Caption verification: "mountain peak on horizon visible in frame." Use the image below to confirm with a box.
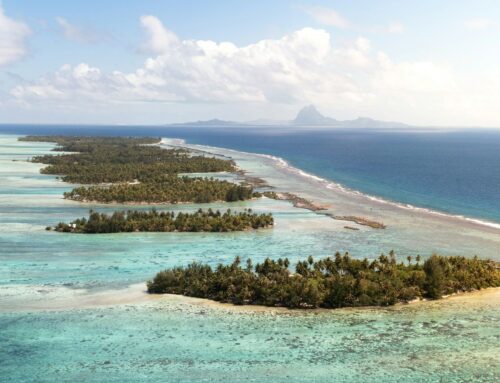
[293,105,337,125]
[298,104,321,116]
[291,105,410,128]
[165,105,411,128]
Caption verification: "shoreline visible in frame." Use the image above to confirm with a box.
[8,133,500,231]
[162,138,500,232]
[4,134,499,314]
[3,283,498,314]
[160,286,500,314]
[62,195,265,206]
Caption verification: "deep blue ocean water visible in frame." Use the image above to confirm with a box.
[2,124,500,223]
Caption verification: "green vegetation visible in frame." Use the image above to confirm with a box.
[147,252,500,308]
[20,135,256,203]
[50,208,273,233]
[64,178,254,203]
[21,135,235,183]
[19,135,159,149]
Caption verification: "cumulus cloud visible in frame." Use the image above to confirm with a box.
[464,18,493,31]
[12,26,354,104]
[304,6,350,29]
[9,18,500,126]
[140,15,179,54]
[56,17,103,43]
[0,4,31,65]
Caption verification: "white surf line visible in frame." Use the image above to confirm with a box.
[160,137,500,231]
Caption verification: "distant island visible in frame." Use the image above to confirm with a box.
[290,105,410,128]
[20,136,258,204]
[164,105,411,128]
[148,252,500,309]
[168,118,239,127]
[49,208,273,233]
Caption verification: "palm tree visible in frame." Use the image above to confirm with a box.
[389,250,396,264]
[245,258,253,272]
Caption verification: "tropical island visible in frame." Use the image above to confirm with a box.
[19,135,257,203]
[49,208,273,233]
[20,135,499,311]
[147,252,499,308]
[64,178,255,204]
[19,135,386,228]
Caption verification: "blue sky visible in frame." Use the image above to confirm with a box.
[1,0,499,126]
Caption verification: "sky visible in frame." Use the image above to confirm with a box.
[0,0,499,126]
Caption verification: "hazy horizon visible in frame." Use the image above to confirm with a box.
[1,1,500,127]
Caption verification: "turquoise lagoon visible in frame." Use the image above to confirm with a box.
[1,134,499,382]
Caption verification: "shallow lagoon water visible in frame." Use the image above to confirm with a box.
[2,291,499,383]
[1,134,499,382]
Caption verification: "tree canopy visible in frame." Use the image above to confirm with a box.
[50,208,273,233]
[147,253,499,308]
[21,135,257,204]
[22,135,235,183]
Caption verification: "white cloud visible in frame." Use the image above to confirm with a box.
[304,6,350,29]
[9,18,500,126]
[140,15,179,54]
[0,4,31,66]
[56,17,102,43]
[13,26,348,104]
[464,18,493,31]
[374,53,456,93]
[333,37,372,69]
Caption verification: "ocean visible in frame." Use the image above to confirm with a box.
[2,124,500,224]
[1,128,499,382]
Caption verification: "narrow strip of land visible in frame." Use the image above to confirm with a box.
[49,208,273,233]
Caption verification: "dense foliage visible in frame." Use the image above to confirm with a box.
[19,135,160,149]
[147,252,500,308]
[64,177,254,203]
[20,135,256,204]
[22,136,235,183]
[51,208,274,233]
